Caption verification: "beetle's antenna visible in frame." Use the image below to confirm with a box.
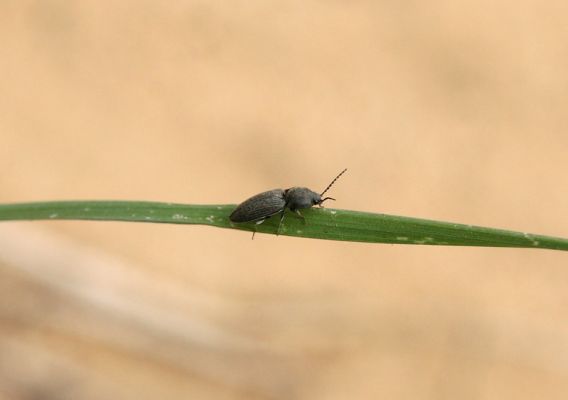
[320,168,347,196]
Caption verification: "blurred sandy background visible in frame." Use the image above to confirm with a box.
[1,1,568,399]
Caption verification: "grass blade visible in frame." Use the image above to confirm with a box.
[0,200,566,251]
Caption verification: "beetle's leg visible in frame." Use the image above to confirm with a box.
[277,209,286,235]
[252,218,267,240]
[295,209,306,223]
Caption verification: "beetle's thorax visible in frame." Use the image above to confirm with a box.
[284,187,321,211]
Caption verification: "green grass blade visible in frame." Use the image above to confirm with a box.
[0,200,566,251]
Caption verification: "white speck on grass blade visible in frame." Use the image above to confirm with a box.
[523,232,540,246]
[414,237,435,244]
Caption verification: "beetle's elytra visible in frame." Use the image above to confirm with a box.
[230,169,347,237]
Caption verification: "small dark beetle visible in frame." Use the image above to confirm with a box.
[230,169,347,237]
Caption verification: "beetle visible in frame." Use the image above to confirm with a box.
[230,168,347,237]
